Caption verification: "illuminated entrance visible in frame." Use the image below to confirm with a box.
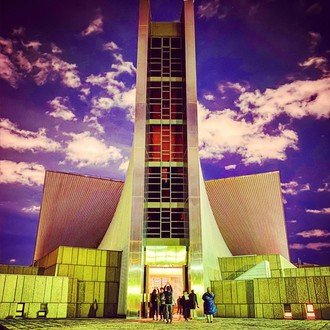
[148,267,184,302]
[144,245,187,308]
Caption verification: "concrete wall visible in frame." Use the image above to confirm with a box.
[0,265,40,275]
[212,276,330,319]
[35,246,122,318]
[219,255,295,280]
[0,274,70,319]
[284,267,330,277]
[212,280,255,318]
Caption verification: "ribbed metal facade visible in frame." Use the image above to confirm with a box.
[34,171,124,261]
[205,171,289,259]
[35,170,289,264]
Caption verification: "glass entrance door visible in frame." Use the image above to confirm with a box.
[148,267,184,304]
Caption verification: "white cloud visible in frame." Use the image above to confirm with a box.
[62,70,81,88]
[22,205,40,214]
[86,71,125,94]
[309,31,321,51]
[198,0,220,18]
[83,115,105,134]
[87,77,136,120]
[224,164,236,170]
[290,242,330,251]
[317,183,330,192]
[306,207,330,214]
[21,40,42,51]
[199,76,330,164]
[33,54,81,88]
[79,87,91,101]
[85,51,136,117]
[0,53,20,88]
[287,220,297,223]
[0,118,61,152]
[92,97,114,111]
[281,181,310,195]
[32,56,50,85]
[297,229,330,238]
[15,51,32,73]
[289,243,304,250]
[0,37,14,55]
[299,56,328,73]
[12,27,25,37]
[50,43,62,54]
[50,56,81,88]
[1,36,81,89]
[203,93,215,101]
[80,87,90,96]
[305,243,330,250]
[237,77,330,124]
[62,131,122,168]
[198,103,298,164]
[119,158,129,173]
[218,81,249,94]
[47,96,76,121]
[0,160,45,186]
[103,41,120,52]
[111,53,136,76]
[114,87,136,121]
[81,14,103,36]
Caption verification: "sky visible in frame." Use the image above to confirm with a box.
[0,0,329,266]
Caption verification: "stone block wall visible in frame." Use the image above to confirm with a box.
[0,265,40,275]
[35,246,121,318]
[284,267,330,277]
[0,274,70,319]
[219,255,295,280]
[212,280,255,317]
[212,276,330,319]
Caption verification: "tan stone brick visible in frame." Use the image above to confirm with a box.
[87,249,96,266]
[314,277,329,303]
[225,304,235,317]
[291,303,303,319]
[269,278,280,303]
[62,247,73,264]
[237,280,247,304]
[22,276,35,302]
[296,277,308,302]
[273,303,283,319]
[3,275,17,302]
[263,304,274,319]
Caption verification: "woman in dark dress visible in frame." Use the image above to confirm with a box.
[150,288,159,320]
[181,291,190,321]
[202,287,216,323]
[159,287,166,321]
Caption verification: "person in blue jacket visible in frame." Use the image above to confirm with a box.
[202,287,217,323]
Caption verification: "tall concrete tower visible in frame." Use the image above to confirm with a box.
[99,0,232,316]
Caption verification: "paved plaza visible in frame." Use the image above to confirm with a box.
[0,317,329,330]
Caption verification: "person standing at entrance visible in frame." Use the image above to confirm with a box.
[202,287,216,323]
[159,287,166,321]
[189,289,199,319]
[150,288,159,320]
[182,291,190,321]
[164,283,174,323]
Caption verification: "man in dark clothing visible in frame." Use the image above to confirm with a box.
[159,287,166,321]
[189,289,199,319]
[150,288,159,320]
[182,291,190,321]
[164,283,174,323]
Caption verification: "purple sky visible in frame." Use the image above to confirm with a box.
[0,0,329,266]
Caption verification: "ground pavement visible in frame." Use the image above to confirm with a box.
[0,317,329,330]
